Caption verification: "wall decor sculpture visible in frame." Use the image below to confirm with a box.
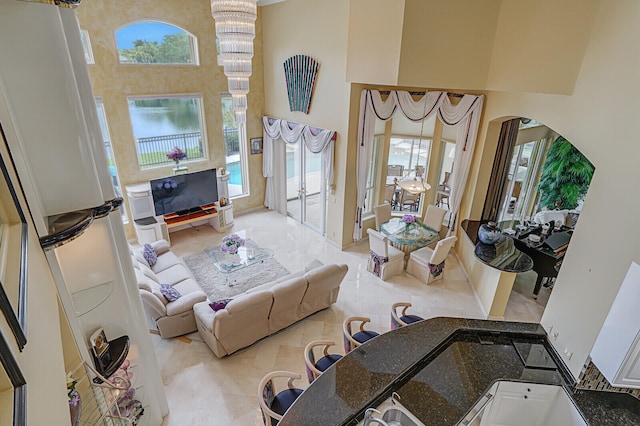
[283,54,319,114]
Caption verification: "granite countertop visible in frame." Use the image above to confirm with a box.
[462,219,533,273]
[280,317,640,425]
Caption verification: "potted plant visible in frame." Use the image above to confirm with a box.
[537,136,594,210]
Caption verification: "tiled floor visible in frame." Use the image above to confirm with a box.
[154,208,549,425]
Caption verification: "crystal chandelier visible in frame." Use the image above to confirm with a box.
[211,0,258,124]
[396,97,431,195]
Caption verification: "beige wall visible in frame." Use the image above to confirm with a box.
[0,128,71,424]
[341,0,640,378]
[261,0,352,245]
[398,0,501,90]
[76,0,266,239]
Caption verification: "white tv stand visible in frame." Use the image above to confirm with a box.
[125,171,233,245]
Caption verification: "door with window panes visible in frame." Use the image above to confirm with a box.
[286,141,326,235]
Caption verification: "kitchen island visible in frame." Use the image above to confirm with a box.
[279,317,640,425]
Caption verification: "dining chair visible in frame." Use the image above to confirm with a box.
[390,302,424,330]
[373,203,392,229]
[400,190,421,211]
[406,236,458,284]
[436,172,451,209]
[422,204,447,234]
[258,371,304,426]
[383,184,397,209]
[367,228,405,281]
[342,316,380,353]
[304,340,343,383]
[387,164,404,177]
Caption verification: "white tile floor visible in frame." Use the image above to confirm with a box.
[154,208,549,425]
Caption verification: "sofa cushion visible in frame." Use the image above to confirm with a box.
[143,243,158,266]
[131,247,149,266]
[268,277,308,333]
[212,291,273,355]
[151,250,184,274]
[160,283,181,302]
[156,264,192,286]
[136,261,159,282]
[300,264,348,317]
[134,269,167,305]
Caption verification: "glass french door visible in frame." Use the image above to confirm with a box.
[286,141,326,235]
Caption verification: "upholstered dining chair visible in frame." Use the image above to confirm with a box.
[406,236,458,284]
[400,190,421,211]
[367,228,404,281]
[390,302,424,330]
[304,340,343,383]
[383,184,397,209]
[373,203,392,229]
[387,164,404,176]
[422,204,447,234]
[343,316,380,353]
[258,371,304,426]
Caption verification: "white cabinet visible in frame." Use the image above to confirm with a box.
[461,381,587,426]
[591,261,640,388]
[211,204,234,232]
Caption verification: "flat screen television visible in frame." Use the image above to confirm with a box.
[150,168,218,216]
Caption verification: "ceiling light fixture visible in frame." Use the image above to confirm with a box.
[396,98,432,195]
[211,0,258,124]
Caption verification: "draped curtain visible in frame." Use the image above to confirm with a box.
[481,118,520,221]
[262,116,336,209]
[354,89,484,241]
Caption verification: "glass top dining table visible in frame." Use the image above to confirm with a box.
[379,217,440,260]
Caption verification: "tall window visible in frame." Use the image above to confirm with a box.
[80,30,94,64]
[388,137,431,176]
[127,95,206,169]
[115,21,198,65]
[221,94,248,197]
[95,98,127,222]
[363,136,380,215]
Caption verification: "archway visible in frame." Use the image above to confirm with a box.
[480,116,595,321]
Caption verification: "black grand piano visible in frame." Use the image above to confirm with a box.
[503,223,571,299]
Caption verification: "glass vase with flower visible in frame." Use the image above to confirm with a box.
[166,146,188,169]
[402,214,417,235]
[221,233,245,255]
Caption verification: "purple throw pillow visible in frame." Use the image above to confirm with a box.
[159,284,181,302]
[209,298,233,312]
[142,244,157,266]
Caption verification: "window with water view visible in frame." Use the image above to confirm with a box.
[127,96,207,169]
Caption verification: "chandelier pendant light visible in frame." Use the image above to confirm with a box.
[211,0,258,124]
[397,95,432,195]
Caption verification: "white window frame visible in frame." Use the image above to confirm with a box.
[95,98,128,223]
[80,29,94,64]
[221,94,249,198]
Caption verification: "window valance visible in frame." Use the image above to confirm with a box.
[354,90,484,240]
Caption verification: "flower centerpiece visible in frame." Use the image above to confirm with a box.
[221,233,245,255]
[166,146,187,167]
[402,214,416,233]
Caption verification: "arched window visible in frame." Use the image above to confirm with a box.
[115,21,198,65]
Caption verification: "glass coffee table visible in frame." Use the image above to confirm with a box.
[208,246,274,286]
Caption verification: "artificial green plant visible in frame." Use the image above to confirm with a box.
[537,136,594,210]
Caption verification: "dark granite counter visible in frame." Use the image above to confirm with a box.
[280,317,640,425]
[462,219,533,273]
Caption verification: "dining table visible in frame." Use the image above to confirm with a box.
[379,217,440,265]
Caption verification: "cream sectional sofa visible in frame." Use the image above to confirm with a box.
[130,240,207,338]
[193,261,349,358]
